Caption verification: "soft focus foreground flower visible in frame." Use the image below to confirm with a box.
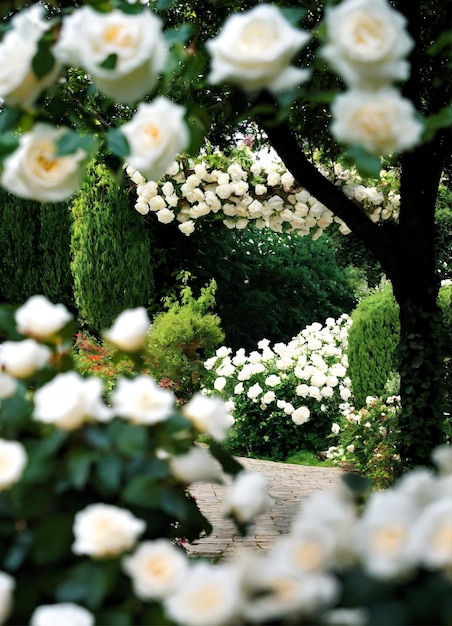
[0,339,50,378]
[103,307,150,352]
[110,375,174,424]
[0,372,17,399]
[182,392,234,441]
[0,439,27,491]
[0,571,15,625]
[331,88,423,156]
[122,539,188,601]
[223,471,273,524]
[292,405,310,425]
[0,5,59,107]
[15,295,72,340]
[164,561,243,626]
[0,124,88,202]
[121,98,189,181]
[53,6,167,104]
[33,372,111,430]
[30,603,94,626]
[72,503,145,558]
[169,445,223,484]
[409,498,452,570]
[432,444,452,475]
[206,4,310,93]
[322,0,413,88]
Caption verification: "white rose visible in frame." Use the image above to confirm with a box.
[30,603,94,626]
[169,445,223,484]
[0,5,59,107]
[0,339,50,379]
[161,181,175,196]
[110,376,174,425]
[214,377,227,392]
[148,196,166,212]
[120,98,189,182]
[54,7,167,104]
[0,571,15,625]
[0,373,17,399]
[254,184,267,196]
[134,201,150,215]
[322,0,413,88]
[331,422,341,435]
[265,374,281,387]
[182,392,234,441]
[72,504,145,558]
[122,540,188,601]
[155,208,175,224]
[0,124,87,202]
[247,383,263,400]
[178,220,196,236]
[292,406,310,425]
[262,390,276,404]
[0,439,27,491]
[206,5,310,93]
[234,180,249,196]
[15,295,72,340]
[223,471,273,524]
[331,88,423,156]
[234,382,244,394]
[103,307,150,352]
[33,372,111,430]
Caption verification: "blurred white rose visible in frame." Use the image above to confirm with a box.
[182,392,234,441]
[0,571,15,625]
[103,307,150,352]
[15,295,72,340]
[110,376,174,425]
[123,540,188,601]
[120,98,189,182]
[54,6,167,104]
[0,5,59,107]
[292,406,310,425]
[331,88,423,156]
[33,371,111,430]
[72,503,145,558]
[0,439,27,491]
[0,339,50,379]
[0,372,17,399]
[30,603,94,626]
[0,124,88,202]
[322,0,413,88]
[206,4,310,93]
[169,445,223,484]
[223,471,273,524]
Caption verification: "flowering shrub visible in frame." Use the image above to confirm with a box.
[203,315,353,460]
[327,395,403,488]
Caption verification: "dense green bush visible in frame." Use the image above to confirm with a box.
[71,162,154,332]
[347,284,400,408]
[145,279,225,401]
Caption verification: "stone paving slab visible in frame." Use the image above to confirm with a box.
[187,458,343,561]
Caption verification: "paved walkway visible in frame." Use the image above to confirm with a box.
[187,457,344,561]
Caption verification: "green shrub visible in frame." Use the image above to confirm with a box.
[70,162,154,332]
[145,279,225,401]
[347,284,400,408]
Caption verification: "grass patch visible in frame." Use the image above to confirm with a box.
[284,450,336,467]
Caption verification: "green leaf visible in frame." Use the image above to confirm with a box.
[0,107,22,134]
[67,450,94,489]
[106,128,130,158]
[343,146,382,179]
[156,0,177,10]
[3,529,34,571]
[342,472,373,495]
[95,453,123,493]
[57,561,119,610]
[209,441,244,477]
[31,513,73,565]
[84,425,112,450]
[423,107,452,142]
[108,419,149,456]
[427,30,452,56]
[55,131,96,157]
[31,39,56,79]
[122,475,160,508]
[164,23,195,47]
[279,7,306,25]
[0,132,19,161]
[99,53,118,70]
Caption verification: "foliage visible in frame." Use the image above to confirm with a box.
[203,315,353,461]
[435,185,452,281]
[70,161,155,333]
[145,279,225,401]
[347,284,400,409]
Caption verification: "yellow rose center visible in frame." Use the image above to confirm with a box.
[146,556,169,580]
[103,24,133,48]
[295,542,324,571]
[239,20,279,55]
[373,524,406,554]
[433,525,452,554]
[189,583,222,612]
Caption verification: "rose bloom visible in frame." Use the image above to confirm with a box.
[72,503,145,558]
[103,307,150,352]
[178,220,196,236]
[110,375,174,425]
[123,539,189,601]
[54,6,167,104]
[0,5,59,107]
[0,124,87,202]
[33,371,111,430]
[292,406,310,425]
[322,0,413,88]
[0,439,27,491]
[15,295,72,340]
[331,88,423,156]
[0,339,50,379]
[30,603,94,626]
[120,98,189,182]
[182,392,234,441]
[169,445,223,484]
[223,471,273,524]
[206,4,310,93]
[0,571,15,625]
[0,372,17,399]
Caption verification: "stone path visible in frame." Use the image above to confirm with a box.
[187,457,344,561]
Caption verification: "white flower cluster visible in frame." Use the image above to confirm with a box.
[126,147,401,238]
[323,0,423,155]
[204,315,353,427]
